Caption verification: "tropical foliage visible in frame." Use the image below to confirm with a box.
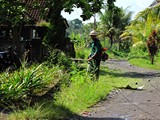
[121,4,160,44]
[98,3,132,49]
[119,4,160,63]
[2,1,160,120]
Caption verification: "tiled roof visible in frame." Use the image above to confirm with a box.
[21,0,47,22]
[0,0,47,27]
[0,0,69,28]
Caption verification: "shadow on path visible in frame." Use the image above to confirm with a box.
[71,115,127,120]
[100,69,160,79]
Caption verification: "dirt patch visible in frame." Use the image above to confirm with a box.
[71,59,160,120]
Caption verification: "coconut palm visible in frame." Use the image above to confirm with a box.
[121,4,160,44]
[98,4,132,49]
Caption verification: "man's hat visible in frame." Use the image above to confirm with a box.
[89,30,97,36]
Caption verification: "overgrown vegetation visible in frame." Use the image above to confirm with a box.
[1,1,160,120]
[128,53,160,70]
[116,3,160,69]
[7,65,141,120]
[0,62,63,109]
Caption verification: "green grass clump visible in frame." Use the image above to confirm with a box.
[8,103,73,120]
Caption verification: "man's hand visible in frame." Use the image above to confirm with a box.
[87,57,92,61]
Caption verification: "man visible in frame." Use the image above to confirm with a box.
[87,30,102,80]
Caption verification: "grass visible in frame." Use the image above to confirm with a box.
[7,64,142,120]
[128,55,160,70]
[8,103,72,120]
[55,69,140,113]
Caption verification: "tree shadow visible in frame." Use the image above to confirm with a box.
[100,69,160,79]
[0,103,75,120]
[70,115,127,120]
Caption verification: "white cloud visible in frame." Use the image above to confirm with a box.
[115,0,153,19]
[62,8,82,21]
[62,0,154,23]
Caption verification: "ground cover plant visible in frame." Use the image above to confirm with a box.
[7,63,141,120]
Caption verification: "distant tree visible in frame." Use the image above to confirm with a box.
[120,5,160,45]
[82,23,95,43]
[98,3,132,49]
[70,19,83,29]
[67,19,83,35]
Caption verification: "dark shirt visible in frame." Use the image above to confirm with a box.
[90,38,102,60]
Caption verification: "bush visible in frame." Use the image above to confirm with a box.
[132,41,147,52]
[128,41,148,59]
[44,49,73,69]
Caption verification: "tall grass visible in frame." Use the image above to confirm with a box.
[8,103,73,120]
[54,66,141,114]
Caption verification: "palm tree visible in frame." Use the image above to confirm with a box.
[98,4,132,49]
[121,4,160,44]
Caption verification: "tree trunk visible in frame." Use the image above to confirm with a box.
[47,1,66,50]
[118,39,121,51]
[109,35,113,48]
[12,26,22,57]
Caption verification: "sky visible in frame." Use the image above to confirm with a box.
[61,0,154,23]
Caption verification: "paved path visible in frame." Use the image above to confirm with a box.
[71,59,160,120]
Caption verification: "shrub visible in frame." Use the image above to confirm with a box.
[44,49,73,69]
[128,41,148,59]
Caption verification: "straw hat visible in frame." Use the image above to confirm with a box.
[89,30,97,36]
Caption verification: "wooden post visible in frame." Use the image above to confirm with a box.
[12,26,21,57]
[31,37,42,62]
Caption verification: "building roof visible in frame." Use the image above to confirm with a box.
[21,0,47,25]
[0,0,47,27]
[0,0,69,28]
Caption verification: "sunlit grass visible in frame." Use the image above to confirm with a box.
[54,66,141,114]
[0,63,62,109]
[129,56,160,70]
